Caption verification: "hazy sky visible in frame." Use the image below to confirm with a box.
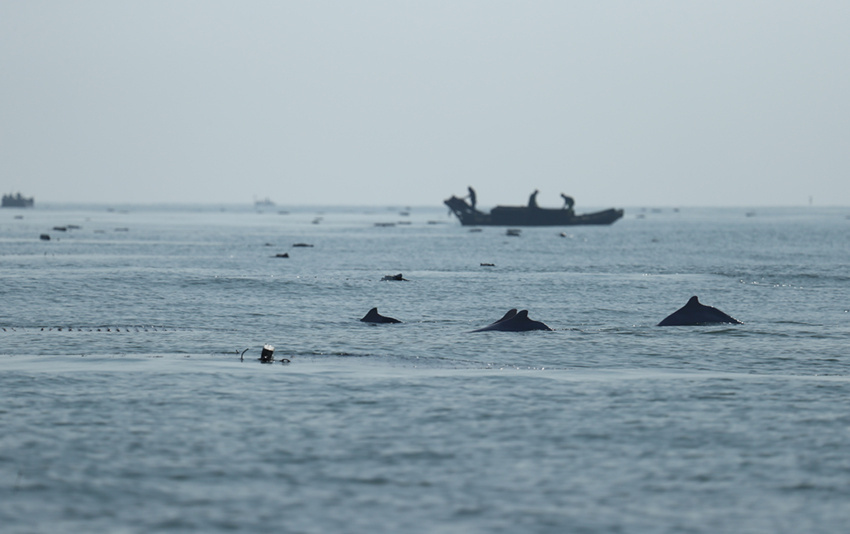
[2,1,848,207]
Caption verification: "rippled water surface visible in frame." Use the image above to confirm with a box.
[2,204,849,533]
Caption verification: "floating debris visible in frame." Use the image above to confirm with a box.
[260,344,275,363]
[292,243,313,247]
[239,344,290,364]
[274,253,290,258]
[39,234,50,241]
[506,229,521,237]
[381,273,408,281]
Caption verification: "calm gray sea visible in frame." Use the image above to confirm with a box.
[2,204,849,533]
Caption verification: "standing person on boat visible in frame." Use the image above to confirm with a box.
[561,193,574,211]
[466,186,477,210]
[528,190,539,209]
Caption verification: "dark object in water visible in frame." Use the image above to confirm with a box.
[260,344,275,363]
[506,229,521,237]
[2,192,34,208]
[40,234,50,241]
[471,309,552,332]
[53,226,67,231]
[274,253,289,258]
[240,346,288,363]
[444,190,623,226]
[480,263,495,267]
[292,243,313,247]
[360,307,401,324]
[381,273,408,281]
[657,296,743,326]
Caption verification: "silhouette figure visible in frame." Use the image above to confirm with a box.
[466,186,477,209]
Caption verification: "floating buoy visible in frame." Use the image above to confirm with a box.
[260,344,275,363]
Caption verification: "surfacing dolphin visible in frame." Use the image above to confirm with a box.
[360,307,401,324]
[657,296,742,326]
[471,309,552,332]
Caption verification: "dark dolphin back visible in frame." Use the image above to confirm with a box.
[657,296,742,326]
[360,307,401,324]
[471,309,552,332]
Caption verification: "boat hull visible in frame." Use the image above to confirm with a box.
[2,193,34,208]
[444,196,623,226]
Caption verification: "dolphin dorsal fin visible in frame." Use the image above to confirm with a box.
[498,309,518,322]
[361,308,380,321]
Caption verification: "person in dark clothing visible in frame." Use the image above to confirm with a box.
[528,189,539,208]
[561,193,574,210]
[466,186,477,209]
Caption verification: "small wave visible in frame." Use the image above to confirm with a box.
[0,324,242,334]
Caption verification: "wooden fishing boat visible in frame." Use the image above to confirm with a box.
[444,193,623,226]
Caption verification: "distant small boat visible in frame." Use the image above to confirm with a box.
[445,189,623,227]
[254,197,275,208]
[2,192,34,208]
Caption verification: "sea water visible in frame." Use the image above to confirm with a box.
[1,204,849,533]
